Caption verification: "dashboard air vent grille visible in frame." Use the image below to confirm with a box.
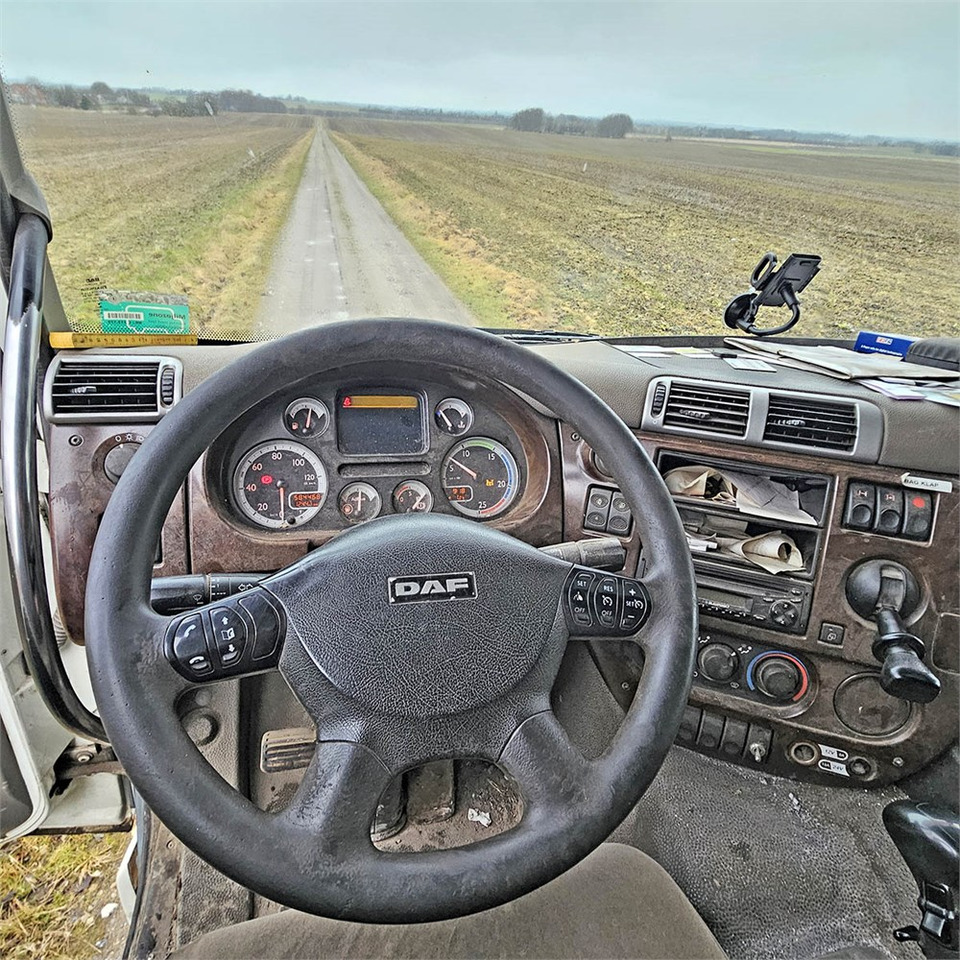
[764,394,858,451]
[50,360,162,418]
[662,383,750,437]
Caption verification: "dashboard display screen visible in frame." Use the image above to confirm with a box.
[337,392,426,456]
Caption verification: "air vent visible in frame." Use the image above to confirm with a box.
[662,383,750,437]
[764,394,858,451]
[45,356,181,423]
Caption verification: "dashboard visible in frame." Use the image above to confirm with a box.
[41,339,959,792]
[208,373,535,535]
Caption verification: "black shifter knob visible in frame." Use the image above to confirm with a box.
[873,609,941,704]
[845,560,940,705]
[879,641,941,704]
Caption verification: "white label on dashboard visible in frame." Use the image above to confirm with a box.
[819,744,849,761]
[901,474,952,493]
[818,758,850,777]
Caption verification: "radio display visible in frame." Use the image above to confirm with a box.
[337,391,426,456]
[697,587,750,613]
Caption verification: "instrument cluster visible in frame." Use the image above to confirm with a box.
[215,378,529,533]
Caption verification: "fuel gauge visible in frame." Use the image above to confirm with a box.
[284,398,329,439]
[434,397,473,436]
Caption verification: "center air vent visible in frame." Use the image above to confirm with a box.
[662,383,750,437]
[764,394,858,452]
[45,356,181,423]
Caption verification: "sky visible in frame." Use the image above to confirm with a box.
[0,1,957,140]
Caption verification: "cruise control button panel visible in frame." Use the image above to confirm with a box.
[166,588,285,681]
[563,566,650,636]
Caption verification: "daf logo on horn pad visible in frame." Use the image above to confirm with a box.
[387,572,478,604]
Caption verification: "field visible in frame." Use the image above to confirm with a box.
[329,119,959,338]
[10,107,315,337]
[0,833,129,960]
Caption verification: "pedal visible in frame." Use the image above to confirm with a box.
[260,727,315,773]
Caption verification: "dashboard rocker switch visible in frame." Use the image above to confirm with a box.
[843,480,876,532]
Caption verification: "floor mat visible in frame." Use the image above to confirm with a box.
[615,746,924,960]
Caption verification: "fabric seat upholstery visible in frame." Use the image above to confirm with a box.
[174,842,726,959]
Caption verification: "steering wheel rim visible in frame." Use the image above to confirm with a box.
[85,319,696,923]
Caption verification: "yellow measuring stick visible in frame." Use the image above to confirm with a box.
[49,332,198,349]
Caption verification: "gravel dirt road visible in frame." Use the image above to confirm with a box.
[254,128,475,336]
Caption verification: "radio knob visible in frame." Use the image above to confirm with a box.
[698,643,738,683]
[753,655,806,702]
[770,599,800,627]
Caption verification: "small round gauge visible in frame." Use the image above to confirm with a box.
[338,482,382,524]
[393,479,434,514]
[234,441,326,529]
[434,397,474,437]
[442,437,520,519]
[284,398,329,439]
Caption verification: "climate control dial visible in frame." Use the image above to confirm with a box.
[747,651,809,702]
[697,643,739,683]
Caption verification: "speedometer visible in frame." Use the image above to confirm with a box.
[442,437,520,519]
[233,441,327,529]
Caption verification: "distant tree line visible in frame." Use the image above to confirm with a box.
[509,107,635,139]
[356,104,509,126]
[635,121,960,155]
[10,80,287,116]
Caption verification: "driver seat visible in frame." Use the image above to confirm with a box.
[174,843,726,959]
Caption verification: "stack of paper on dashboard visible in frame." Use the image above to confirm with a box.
[724,339,959,381]
[664,464,816,525]
[681,513,806,575]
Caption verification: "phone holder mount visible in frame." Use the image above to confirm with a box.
[723,252,822,337]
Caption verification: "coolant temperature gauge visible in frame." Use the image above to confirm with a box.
[338,482,382,524]
[434,397,474,436]
[284,398,329,439]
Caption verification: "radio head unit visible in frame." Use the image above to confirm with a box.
[693,561,812,634]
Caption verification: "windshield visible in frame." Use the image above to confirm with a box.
[2,1,957,342]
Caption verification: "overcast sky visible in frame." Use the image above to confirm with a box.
[1,1,957,139]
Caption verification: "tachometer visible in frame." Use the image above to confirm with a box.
[442,437,520,519]
[233,441,326,529]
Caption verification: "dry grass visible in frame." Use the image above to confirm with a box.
[0,833,130,960]
[10,107,315,337]
[330,120,960,338]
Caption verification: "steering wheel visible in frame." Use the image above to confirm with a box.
[85,319,696,923]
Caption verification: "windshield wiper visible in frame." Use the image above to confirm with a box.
[482,328,604,344]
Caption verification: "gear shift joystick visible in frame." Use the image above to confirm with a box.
[845,560,941,704]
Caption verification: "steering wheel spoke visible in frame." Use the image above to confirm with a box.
[561,565,651,639]
[163,586,285,683]
[499,710,594,817]
[277,740,392,852]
